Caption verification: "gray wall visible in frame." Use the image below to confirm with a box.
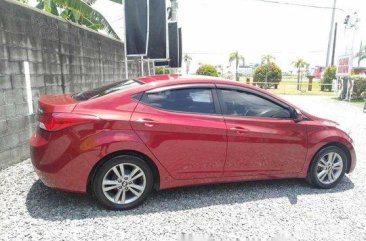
[0,0,152,169]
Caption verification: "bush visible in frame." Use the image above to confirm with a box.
[321,66,336,91]
[351,76,366,100]
[253,63,282,89]
[196,64,219,77]
[155,67,170,75]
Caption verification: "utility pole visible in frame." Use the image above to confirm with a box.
[325,0,337,66]
[331,22,338,66]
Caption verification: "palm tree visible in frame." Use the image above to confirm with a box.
[35,0,119,39]
[183,54,192,74]
[261,54,275,64]
[356,44,366,67]
[229,51,245,81]
[292,58,308,91]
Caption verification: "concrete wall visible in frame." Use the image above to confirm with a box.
[0,0,152,169]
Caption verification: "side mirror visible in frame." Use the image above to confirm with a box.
[294,109,304,123]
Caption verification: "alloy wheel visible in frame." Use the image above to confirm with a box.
[102,163,146,204]
[316,152,344,185]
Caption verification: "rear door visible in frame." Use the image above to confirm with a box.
[217,85,308,176]
[130,84,227,179]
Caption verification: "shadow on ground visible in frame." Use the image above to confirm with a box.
[26,177,354,221]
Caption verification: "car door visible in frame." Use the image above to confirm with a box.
[130,84,227,179]
[217,85,308,176]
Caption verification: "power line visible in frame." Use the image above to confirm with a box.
[186,50,326,55]
[244,0,349,11]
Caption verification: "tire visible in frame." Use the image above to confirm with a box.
[92,155,154,210]
[307,146,348,189]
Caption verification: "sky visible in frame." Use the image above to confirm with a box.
[30,0,366,73]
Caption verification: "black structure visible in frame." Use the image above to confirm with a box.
[147,0,168,59]
[168,22,180,68]
[125,0,149,56]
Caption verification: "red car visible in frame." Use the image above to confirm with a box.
[30,75,356,210]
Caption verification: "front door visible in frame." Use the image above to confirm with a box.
[131,85,227,179]
[217,87,308,176]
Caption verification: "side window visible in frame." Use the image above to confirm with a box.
[142,88,216,114]
[220,89,291,118]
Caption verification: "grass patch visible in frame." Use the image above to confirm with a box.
[239,77,334,96]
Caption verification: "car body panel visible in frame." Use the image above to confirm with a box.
[131,102,227,179]
[223,116,308,176]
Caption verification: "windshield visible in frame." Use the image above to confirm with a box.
[73,79,142,101]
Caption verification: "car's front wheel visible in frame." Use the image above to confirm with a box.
[92,155,153,210]
[307,146,348,189]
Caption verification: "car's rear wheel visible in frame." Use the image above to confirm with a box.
[307,146,348,189]
[92,155,153,210]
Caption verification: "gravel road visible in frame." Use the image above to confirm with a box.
[0,96,365,241]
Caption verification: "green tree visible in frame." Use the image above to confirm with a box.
[321,66,336,92]
[261,54,276,88]
[35,0,119,39]
[292,58,308,90]
[155,67,170,75]
[253,63,282,89]
[229,51,245,81]
[183,54,192,74]
[196,64,219,77]
[356,45,366,67]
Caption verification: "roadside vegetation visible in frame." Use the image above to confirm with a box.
[196,64,219,77]
[229,51,245,81]
[18,0,120,39]
[253,55,282,89]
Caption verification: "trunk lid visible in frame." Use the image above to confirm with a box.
[38,94,78,114]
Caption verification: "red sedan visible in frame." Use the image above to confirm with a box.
[30,75,356,210]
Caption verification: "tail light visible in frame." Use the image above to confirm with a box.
[37,113,99,131]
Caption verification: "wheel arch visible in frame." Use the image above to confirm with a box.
[307,142,352,174]
[87,150,161,194]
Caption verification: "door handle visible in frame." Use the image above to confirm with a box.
[230,126,249,134]
[136,118,158,127]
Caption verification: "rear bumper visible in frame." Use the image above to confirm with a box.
[30,128,92,193]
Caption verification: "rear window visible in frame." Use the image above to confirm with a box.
[73,79,142,101]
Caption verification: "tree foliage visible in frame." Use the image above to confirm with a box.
[155,67,170,75]
[229,51,245,81]
[35,0,119,39]
[351,76,366,100]
[356,45,366,67]
[253,63,282,88]
[321,65,336,91]
[261,54,275,64]
[196,64,219,77]
[292,58,308,90]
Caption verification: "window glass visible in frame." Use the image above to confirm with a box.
[142,88,215,114]
[73,79,142,101]
[221,89,291,118]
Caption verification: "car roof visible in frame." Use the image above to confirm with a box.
[137,74,258,89]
